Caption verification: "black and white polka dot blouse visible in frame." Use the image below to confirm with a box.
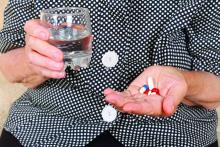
[1,0,220,146]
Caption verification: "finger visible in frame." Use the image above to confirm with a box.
[105,92,129,108]
[123,102,153,115]
[162,96,175,116]
[32,64,66,79]
[132,93,149,99]
[162,83,187,116]
[122,96,163,116]
[24,19,49,40]
[105,91,137,108]
[27,35,63,62]
[103,88,115,95]
[104,88,131,97]
[28,50,64,71]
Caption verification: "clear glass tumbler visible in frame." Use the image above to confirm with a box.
[40,7,92,69]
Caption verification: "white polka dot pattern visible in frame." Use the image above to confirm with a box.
[1,0,220,146]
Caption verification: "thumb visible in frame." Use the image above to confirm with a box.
[162,96,175,116]
[162,85,186,116]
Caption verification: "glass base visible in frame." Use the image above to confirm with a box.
[64,54,92,70]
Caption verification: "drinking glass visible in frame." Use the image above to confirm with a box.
[40,7,92,69]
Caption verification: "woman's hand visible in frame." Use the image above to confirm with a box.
[0,19,65,88]
[104,66,195,117]
[24,19,65,79]
[0,48,47,88]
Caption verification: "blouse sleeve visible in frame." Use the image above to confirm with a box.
[188,1,220,76]
[0,0,36,53]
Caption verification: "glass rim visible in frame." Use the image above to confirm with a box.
[40,7,90,16]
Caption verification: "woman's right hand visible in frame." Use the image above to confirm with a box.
[0,19,65,88]
[24,19,65,78]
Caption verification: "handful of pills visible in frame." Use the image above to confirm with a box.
[139,77,160,95]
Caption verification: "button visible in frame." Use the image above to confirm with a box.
[101,105,117,122]
[102,51,119,68]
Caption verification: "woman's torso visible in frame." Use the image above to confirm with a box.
[5,0,218,146]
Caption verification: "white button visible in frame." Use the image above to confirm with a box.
[101,105,117,122]
[102,51,119,68]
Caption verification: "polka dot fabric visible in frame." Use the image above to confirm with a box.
[1,0,219,146]
[0,0,36,53]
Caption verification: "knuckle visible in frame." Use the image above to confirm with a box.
[24,45,31,55]
[24,47,32,61]
[25,36,34,50]
[27,53,35,64]
[25,34,29,43]
[24,19,44,37]
[27,36,35,46]
[24,20,33,31]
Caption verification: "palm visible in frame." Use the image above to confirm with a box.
[104,66,188,116]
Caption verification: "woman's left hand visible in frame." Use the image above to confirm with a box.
[104,65,195,117]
